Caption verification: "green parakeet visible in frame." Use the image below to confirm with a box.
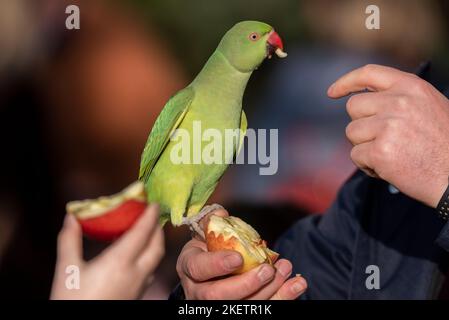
[138,21,287,231]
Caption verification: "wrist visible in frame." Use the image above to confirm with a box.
[427,175,449,208]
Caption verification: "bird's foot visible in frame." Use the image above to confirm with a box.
[181,204,224,241]
[190,221,206,241]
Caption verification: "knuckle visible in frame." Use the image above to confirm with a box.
[385,117,400,132]
[362,64,377,75]
[374,140,393,160]
[176,243,194,277]
[401,72,420,84]
[395,95,409,110]
[350,146,359,161]
[409,78,429,95]
[345,122,353,138]
[415,79,428,91]
[176,255,186,277]
[302,279,309,290]
[345,122,354,139]
[406,72,419,79]
[346,95,357,116]
[185,257,200,280]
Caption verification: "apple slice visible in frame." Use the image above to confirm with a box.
[66,181,147,242]
[205,215,279,274]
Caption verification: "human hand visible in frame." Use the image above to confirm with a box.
[50,204,165,300]
[328,64,449,207]
[176,209,307,300]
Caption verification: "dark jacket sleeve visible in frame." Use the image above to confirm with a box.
[436,222,449,252]
[275,170,368,299]
[275,170,449,299]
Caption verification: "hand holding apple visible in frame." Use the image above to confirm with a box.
[66,181,148,241]
[51,205,164,300]
[176,208,307,300]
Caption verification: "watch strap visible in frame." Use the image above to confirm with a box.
[437,180,449,221]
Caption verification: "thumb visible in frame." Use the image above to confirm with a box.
[56,214,84,266]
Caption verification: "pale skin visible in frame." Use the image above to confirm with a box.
[328,64,449,208]
[176,209,308,300]
[51,204,165,300]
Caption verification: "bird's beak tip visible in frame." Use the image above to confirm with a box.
[267,30,287,59]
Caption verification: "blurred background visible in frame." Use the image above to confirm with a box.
[1,0,449,299]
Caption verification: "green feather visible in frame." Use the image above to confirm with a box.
[237,110,247,156]
[138,21,275,226]
[139,87,194,183]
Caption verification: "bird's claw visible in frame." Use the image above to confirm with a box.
[181,204,225,241]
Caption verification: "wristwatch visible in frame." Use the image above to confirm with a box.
[437,179,449,221]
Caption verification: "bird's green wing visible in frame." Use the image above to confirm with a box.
[237,109,247,155]
[139,87,194,183]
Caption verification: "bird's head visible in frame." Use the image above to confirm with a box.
[217,20,287,73]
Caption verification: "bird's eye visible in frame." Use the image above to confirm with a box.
[249,32,260,41]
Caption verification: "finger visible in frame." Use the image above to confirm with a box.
[346,116,380,145]
[106,204,160,262]
[137,227,165,274]
[180,245,243,282]
[328,64,411,98]
[346,92,385,120]
[247,259,293,300]
[57,214,83,265]
[199,264,276,300]
[199,208,229,231]
[270,276,307,300]
[350,141,375,173]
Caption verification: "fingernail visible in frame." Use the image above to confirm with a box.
[276,261,292,278]
[327,83,335,95]
[223,253,242,270]
[291,277,307,294]
[257,265,274,283]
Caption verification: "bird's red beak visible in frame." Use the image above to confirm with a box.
[268,30,284,50]
[267,30,288,58]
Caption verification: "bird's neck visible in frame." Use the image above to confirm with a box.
[191,50,252,110]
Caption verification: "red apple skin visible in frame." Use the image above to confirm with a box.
[76,200,146,242]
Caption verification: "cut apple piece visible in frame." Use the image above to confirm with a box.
[66,181,147,242]
[205,215,279,274]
